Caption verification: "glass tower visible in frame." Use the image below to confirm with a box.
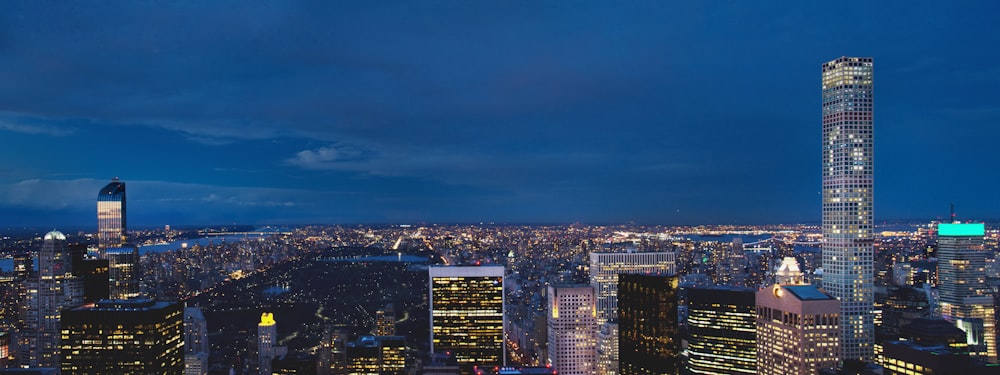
[617,273,679,375]
[821,56,874,362]
[97,177,127,254]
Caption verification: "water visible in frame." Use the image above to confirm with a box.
[138,234,268,255]
[682,234,773,243]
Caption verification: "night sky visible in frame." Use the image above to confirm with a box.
[1,2,998,227]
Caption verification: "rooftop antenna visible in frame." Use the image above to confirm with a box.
[950,202,956,223]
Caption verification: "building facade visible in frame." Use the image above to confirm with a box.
[259,312,278,375]
[60,299,184,374]
[685,286,756,375]
[428,265,505,374]
[589,251,675,375]
[184,307,209,375]
[756,285,840,375]
[821,56,875,362]
[97,178,127,255]
[936,222,996,361]
[618,274,679,375]
[23,231,82,368]
[546,285,597,375]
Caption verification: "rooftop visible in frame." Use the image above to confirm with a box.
[783,285,836,301]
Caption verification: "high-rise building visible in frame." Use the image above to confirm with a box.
[618,274,679,375]
[428,265,505,375]
[936,222,996,361]
[684,286,756,375]
[375,303,396,336]
[317,326,347,375]
[184,307,209,375]
[23,231,83,368]
[60,299,184,374]
[546,285,597,375]
[97,178,139,300]
[344,336,407,375]
[821,56,875,362]
[259,312,278,375]
[589,251,675,375]
[756,284,840,375]
[106,247,139,299]
[97,178,127,254]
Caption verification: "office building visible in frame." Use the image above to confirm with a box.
[184,307,209,375]
[618,274,679,375]
[375,304,396,336]
[259,312,280,375]
[756,284,840,375]
[106,247,139,299]
[97,178,139,300]
[589,251,675,375]
[60,299,184,374]
[345,336,407,375]
[936,222,996,361]
[23,231,83,368]
[97,178,127,254]
[317,326,347,375]
[821,56,875,362]
[685,286,756,375]
[428,265,505,375]
[546,285,597,375]
[881,318,990,375]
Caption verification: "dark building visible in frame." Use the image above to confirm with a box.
[618,273,679,375]
[878,318,992,375]
[67,245,110,304]
[882,286,930,338]
[684,286,756,375]
[60,299,184,374]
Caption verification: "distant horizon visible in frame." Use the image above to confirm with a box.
[4,217,995,234]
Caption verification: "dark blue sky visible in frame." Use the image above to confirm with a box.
[1,1,998,227]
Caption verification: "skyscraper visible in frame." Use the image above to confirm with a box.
[821,56,875,362]
[97,178,127,254]
[428,265,505,375]
[259,312,278,375]
[184,307,210,375]
[617,274,679,375]
[684,286,756,375]
[756,284,841,375]
[98,178,139,300]
[936,222,996,361]
[546,285,597,375]
[60,299,184,374]
[589,251,675,375]
[23,231,83,368]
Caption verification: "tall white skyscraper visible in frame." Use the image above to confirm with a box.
[589,251,675,375]
[547,285,597,375]
[821,56,874,362]
[24,231,83,368]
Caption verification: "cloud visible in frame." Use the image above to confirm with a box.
[0,121,75,137]
[285,144,371,170]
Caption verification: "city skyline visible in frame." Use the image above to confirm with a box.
[1,2,999,227]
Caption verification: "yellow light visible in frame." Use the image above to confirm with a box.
[260,312,275,326]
